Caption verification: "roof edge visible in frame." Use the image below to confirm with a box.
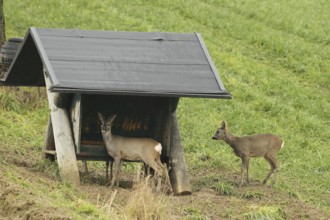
[29,27,59,87]
[50,86,232,99]
[195,33,231,98]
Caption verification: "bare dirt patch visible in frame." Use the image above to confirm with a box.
[0,170,71,220]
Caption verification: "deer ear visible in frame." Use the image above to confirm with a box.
[109,114,117,123]
[221,120,227,129]
[97,112,104,123]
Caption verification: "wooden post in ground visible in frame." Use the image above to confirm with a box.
[44,71,80,186]
[42,117,56,161]
[168,113,192,195]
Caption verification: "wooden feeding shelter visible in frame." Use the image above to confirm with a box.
[0,27,231,195]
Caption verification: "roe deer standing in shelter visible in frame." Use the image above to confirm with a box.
[212,121,284,187]
[98,113,171,192]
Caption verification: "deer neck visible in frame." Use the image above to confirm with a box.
[224,132,239,148]
[101,130,116,146]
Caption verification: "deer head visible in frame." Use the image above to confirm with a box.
[98,113,116,133]
[212,121,228,140]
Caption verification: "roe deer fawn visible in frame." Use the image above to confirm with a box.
[98,113,171,192]
[212,121,284,187]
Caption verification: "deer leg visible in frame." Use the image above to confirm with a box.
[240,157,249,187]
[143,162,151,178]
[263,155,275,185]
[116,160,122,187]
[156,174,162,192]
[268,155,280,187]
[157,160,172,193]
[111,160,117,187]
[106,161,109,182]
[112,157,121,187]
[144,158,171,193]
[146,160,163,192]
[105,160,114,184]
[110,161,114,181]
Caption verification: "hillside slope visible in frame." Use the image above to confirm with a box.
[1,0,329,219]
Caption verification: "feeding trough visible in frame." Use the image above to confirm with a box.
[0,27,231,195]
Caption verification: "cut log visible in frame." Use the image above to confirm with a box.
[44,72,80,186]
[169,113,192,195]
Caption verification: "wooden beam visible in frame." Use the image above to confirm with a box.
[44,150,56,155]
[44,71,80,186]
[169,113,192,195]
[42,117,55,161]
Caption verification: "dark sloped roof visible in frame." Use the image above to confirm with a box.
[1,27,231,98]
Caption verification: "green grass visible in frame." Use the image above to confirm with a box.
[244,205,287,220]
[213,181,234,196]
[1,0,330,218]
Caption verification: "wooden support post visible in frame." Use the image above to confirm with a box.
[42,117,56,161]
[169,113,192,195]
[44,72,80,186]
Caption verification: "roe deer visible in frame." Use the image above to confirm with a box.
[212,121,284,187]
[98,113,171,192]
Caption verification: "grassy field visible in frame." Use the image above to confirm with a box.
[1,0,329,219]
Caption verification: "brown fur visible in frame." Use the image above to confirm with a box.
[98,113,171,192]
[212,121,284,187]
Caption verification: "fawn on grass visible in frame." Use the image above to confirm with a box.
[212,121,284,187]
